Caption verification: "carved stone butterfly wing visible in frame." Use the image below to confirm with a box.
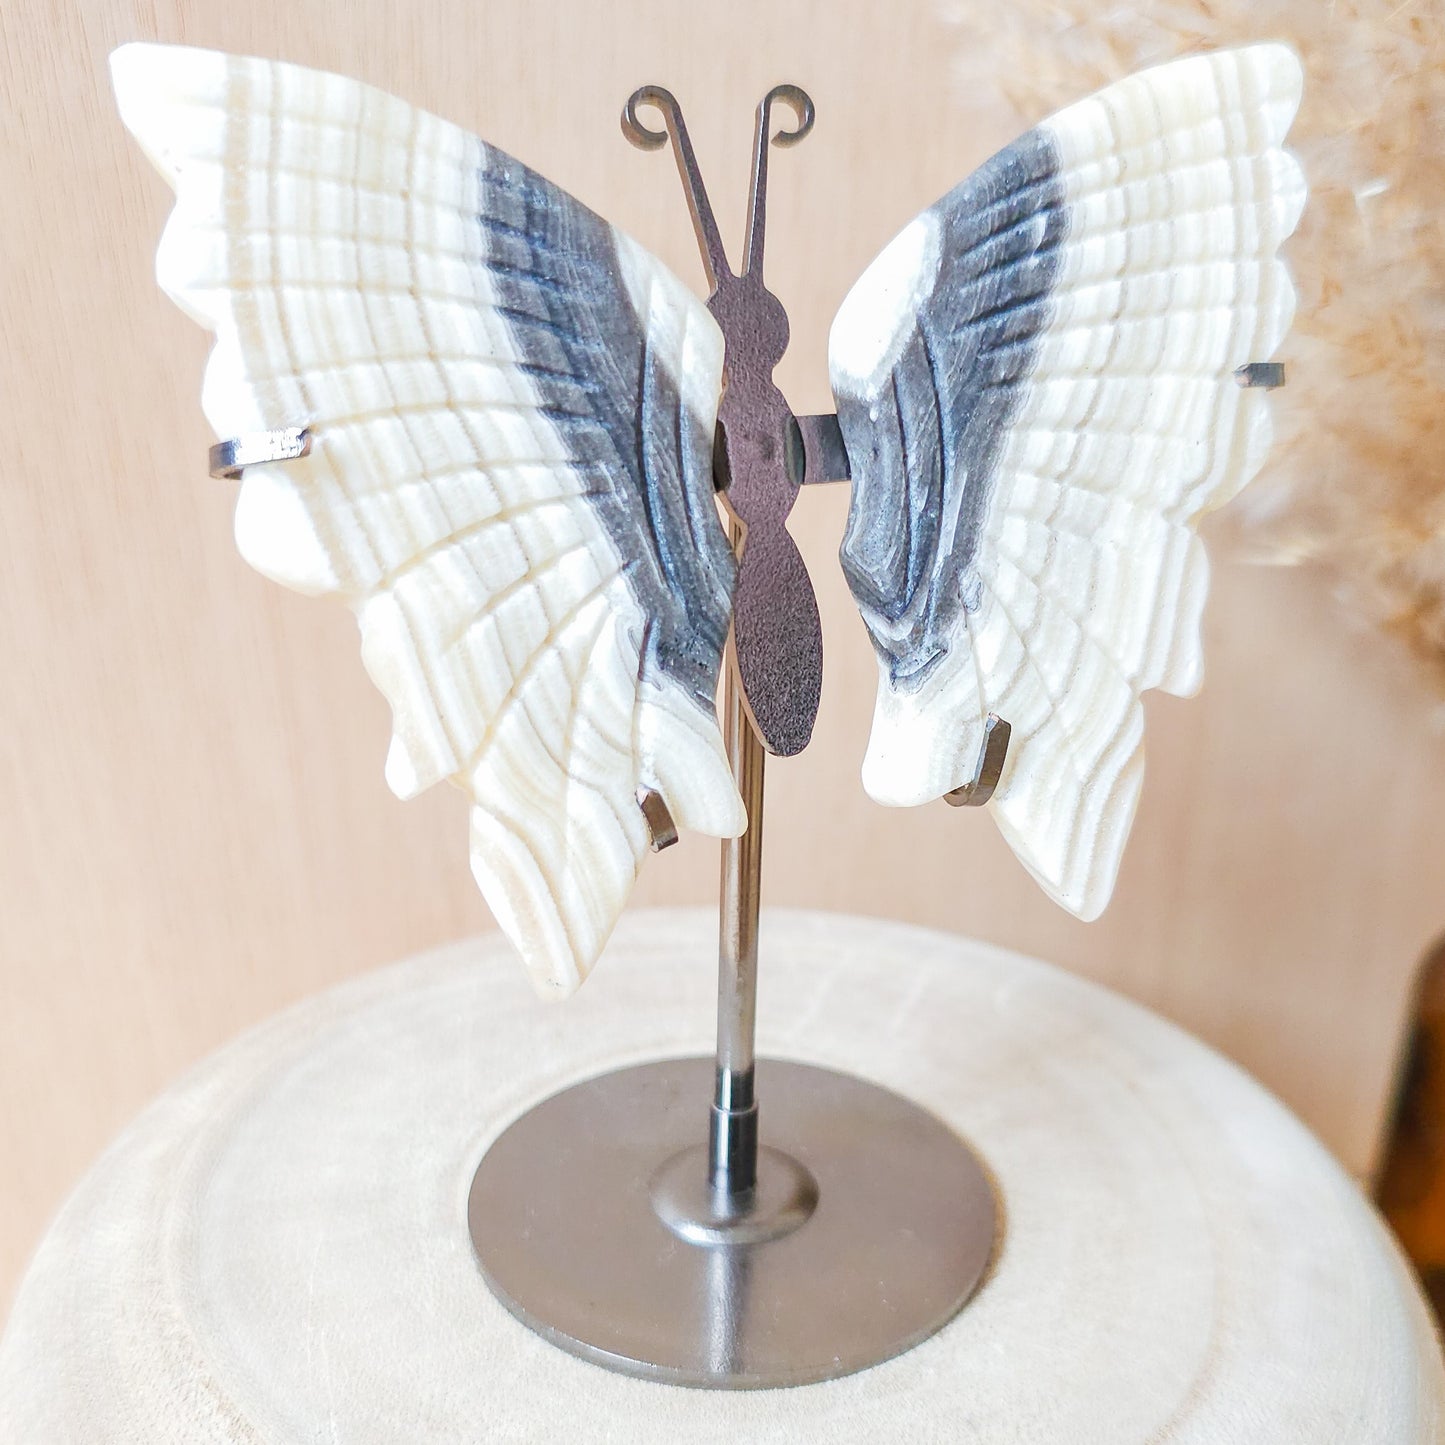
[831,45,1306,917]
[112,44,745,995]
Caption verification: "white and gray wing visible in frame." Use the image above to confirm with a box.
[112,43,744,994]
[830,44,1305,918]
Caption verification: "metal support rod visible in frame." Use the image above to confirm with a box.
[627,80,810,1198]
[710,530,765,1196]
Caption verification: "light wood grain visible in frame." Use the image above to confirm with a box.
[3,0,1445,1326]
[3,911,1440,1442]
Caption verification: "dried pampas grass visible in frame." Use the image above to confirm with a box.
[946,0,1445,681]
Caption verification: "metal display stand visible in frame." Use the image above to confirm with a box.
[143,48,1307,1408]
[464,84,999,1390]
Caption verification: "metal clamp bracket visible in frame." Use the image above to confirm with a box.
[1235,362,1286,389]
[945,714,1012,808]
[208,427,312,480]
[795,412,851,487]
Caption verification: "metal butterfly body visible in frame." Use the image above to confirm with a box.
[112,42,1305,995]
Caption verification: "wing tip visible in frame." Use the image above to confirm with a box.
[108,39,165,90]
[859,745,952,809]
[1250,42,1306,151]
[994,740,1146,923]
[109,39,210,107]
[1249,40,1305,102]
[639,686,746,839]
[469,807,633,1000]
[858,670,991,809]
[110,43,166,161]
[111,41,231,189]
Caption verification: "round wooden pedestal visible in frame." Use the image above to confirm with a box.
[2,909,1441,1441]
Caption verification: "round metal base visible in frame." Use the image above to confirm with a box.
[467,1057,998,1389]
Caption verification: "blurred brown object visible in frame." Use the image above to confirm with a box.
[1378,933,1445,1319]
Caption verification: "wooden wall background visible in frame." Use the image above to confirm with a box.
[3,0,1444,1321]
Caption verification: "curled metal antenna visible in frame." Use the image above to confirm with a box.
[759,84,814,147]
[621,83,814,152]
[622,84,730,289]
[620,84,680,151]
[744,84,814,277]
